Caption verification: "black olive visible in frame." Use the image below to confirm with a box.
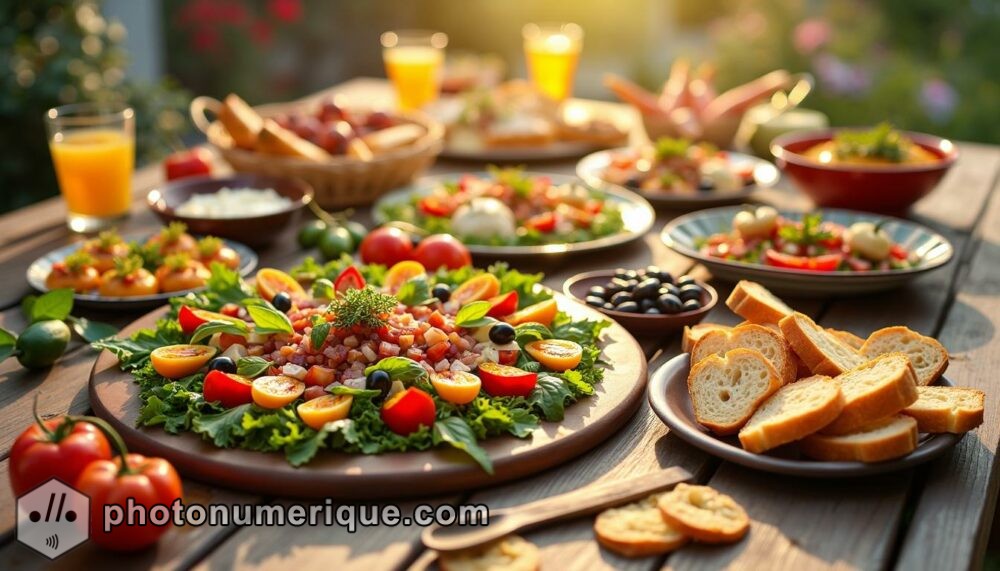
[585,296,605,307]
[624,279,639,291]
[208,356,237,374]
[625,176,643,188]
[682,299,702,312]
[633,278,661,299]
[644,265,661,278]
[678,284,705,303]
[657,293,683,314]
[610,291,633,306]
[615,301,640,313]
[609,277,631,292]
[587,285,608,299]
[432,284,451,302]
[698,179,715,191]
[661,283,681,297]
[488,322,516,345]
[676,275,697,287]
[658,271,675,284]
[639,298,656,312]
[366,370,392,402]
[603,302,616,310]
[613,268,630,280]
[644,307,662,315]
[272,292,292,312]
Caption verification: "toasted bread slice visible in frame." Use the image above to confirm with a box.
[829,328,865,351]
[822,353,919,435]
[438,535,540,571]
[779,312,864,376]
[902,386,984,433]
[256,119,331,162]
[800,415,918,462]
[738,375,845,453]
[860,326,948,386]
[692,323,797,385]
[658,484,750,544]
[688,348,783,435]
[594,493,689,557]
[726,280,794,325]
[682,323,732,353]
[361,123,425,154]
[218,93,263,149]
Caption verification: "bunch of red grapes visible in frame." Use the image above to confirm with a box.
[273,99,397,155]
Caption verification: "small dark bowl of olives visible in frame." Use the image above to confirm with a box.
[563,266,717,337]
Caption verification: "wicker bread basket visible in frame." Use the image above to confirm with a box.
[190,95,444,209]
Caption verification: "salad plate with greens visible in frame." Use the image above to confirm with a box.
[89,259,648,498]
[373,168,655,258]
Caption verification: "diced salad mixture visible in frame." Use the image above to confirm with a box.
[95,257,609,472]
[600,137,754,194]
[697,208,920,272]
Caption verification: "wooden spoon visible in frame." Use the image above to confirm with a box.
[421,466,692,553]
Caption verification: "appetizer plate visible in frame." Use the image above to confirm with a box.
[648,353,963,478]
[89,294,649,499]
[661,206,953,295]
[26,236,258,310]
[577,148,780,209]
[374,172,655,258]
[442,139,615,163]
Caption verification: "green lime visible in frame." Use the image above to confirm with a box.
[318,226,355,260]
[16,320,70,369]
[343,221,368,248]
[297,220,328,249]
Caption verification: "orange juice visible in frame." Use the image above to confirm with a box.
[523,23,583,101]
[50,129,133,217]
[383,45,444,110]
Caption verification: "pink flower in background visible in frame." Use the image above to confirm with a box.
[268,0,303,23]
[920,78,958,122]
[813,53,871,97]
[794,19,831,54]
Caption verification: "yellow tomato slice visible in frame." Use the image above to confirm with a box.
[383,260,427,294]
[503,298,558,327]
[150,344,217,378]
[451,274,501,305]
[251,375,305,409]
[431,371,482,405]
[297,394,353,429]
[255,268,306,301]
[525,339,583,371]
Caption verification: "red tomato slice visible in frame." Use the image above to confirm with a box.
[203,370,254,408]
[764,249,843,272]
[478,362,538,397]
[525,212,557,233]
[890,244,910,260]
[334,265,366,294]
[486,291,519,318]
[381,387,436,435]
[178,305,243,334]
[419,195,455,217]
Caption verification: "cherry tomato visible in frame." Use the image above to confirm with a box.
[503,299,558,327]
[890,244,910,260]
[359,227,413,266]
[150,344,217,378]
[333,265,367,294]
[525,212,557,233]
[764,249,843,272]
[381,387,436,435]
[203,370,254,408]
[477,362,538,397]
[256,268,306,301]
[297,394,353,430]
[177,305,243,335]
[9,414,112,496]
[431,371,482,405]
[163,148,213,181]
[76,453,183,551]
[251,375,305,409]
[498,348,520,366]
[419,195,456,217]
[525,339,583,371]
[413,234,472,270]
[486,291,519,318]
[451,274,501,305]
[383,260,426,293]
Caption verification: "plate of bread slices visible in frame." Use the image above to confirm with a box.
[649,280,984,477]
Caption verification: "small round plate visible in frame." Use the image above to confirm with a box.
[373,172,655,259]
[577,148,779,209]
[563,270,717,337]
[442,139,613,162]
[648,353,963,478]
[661,205,954,296]
[27,235,258,310]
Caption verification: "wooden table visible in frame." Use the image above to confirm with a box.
[1,79,998,571]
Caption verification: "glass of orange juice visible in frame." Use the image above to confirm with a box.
[522,22,584,102]
[45,104,135,232]
[381,30,448,110]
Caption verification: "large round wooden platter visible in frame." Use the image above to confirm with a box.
[89,294,648,499]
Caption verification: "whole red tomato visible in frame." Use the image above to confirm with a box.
[163,148,213,181]
[9,414,112,496]
[76,453,183,551]
[413,234,472,270]
[359,227,413,266]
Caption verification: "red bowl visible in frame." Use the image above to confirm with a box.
[771,129,958,213]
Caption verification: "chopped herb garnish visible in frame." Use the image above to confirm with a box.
[327,286,398,329]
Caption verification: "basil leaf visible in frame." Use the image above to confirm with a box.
[454,301,494,328]
[311,322,331,351]
[0,327,17,362]
[247,304,294,335]
[237,356,272,378]
[364,356,428,383]
[395,276,435,306]
[433,416,493,474]
[21,295,37,320]
[67,316,119,343]
[508,408,541,438]
[514,322,552,344]
[191,320,248,344]
[30,288,74,322]
[328,385,381,398]
[529,375,573,421]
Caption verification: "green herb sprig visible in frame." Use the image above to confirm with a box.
[327,287,398,329]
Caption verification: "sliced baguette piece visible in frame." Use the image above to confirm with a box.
[657,484,750,543]
[218,93,263,149]
[778,312,864,376]
[438,535,540,571]
[692,324,797,385]
[800,414,918,462]
[738,375,845,453]
[361,123,425,153]
[902,386,985,433]
[593,493,689,557]
[726,280,794,325]
[256,119,332,162]
[822,353,919,435]
[829,328,865,351]
[687,348,783,435]
[682,323,732,353]
[860,326,949,386]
